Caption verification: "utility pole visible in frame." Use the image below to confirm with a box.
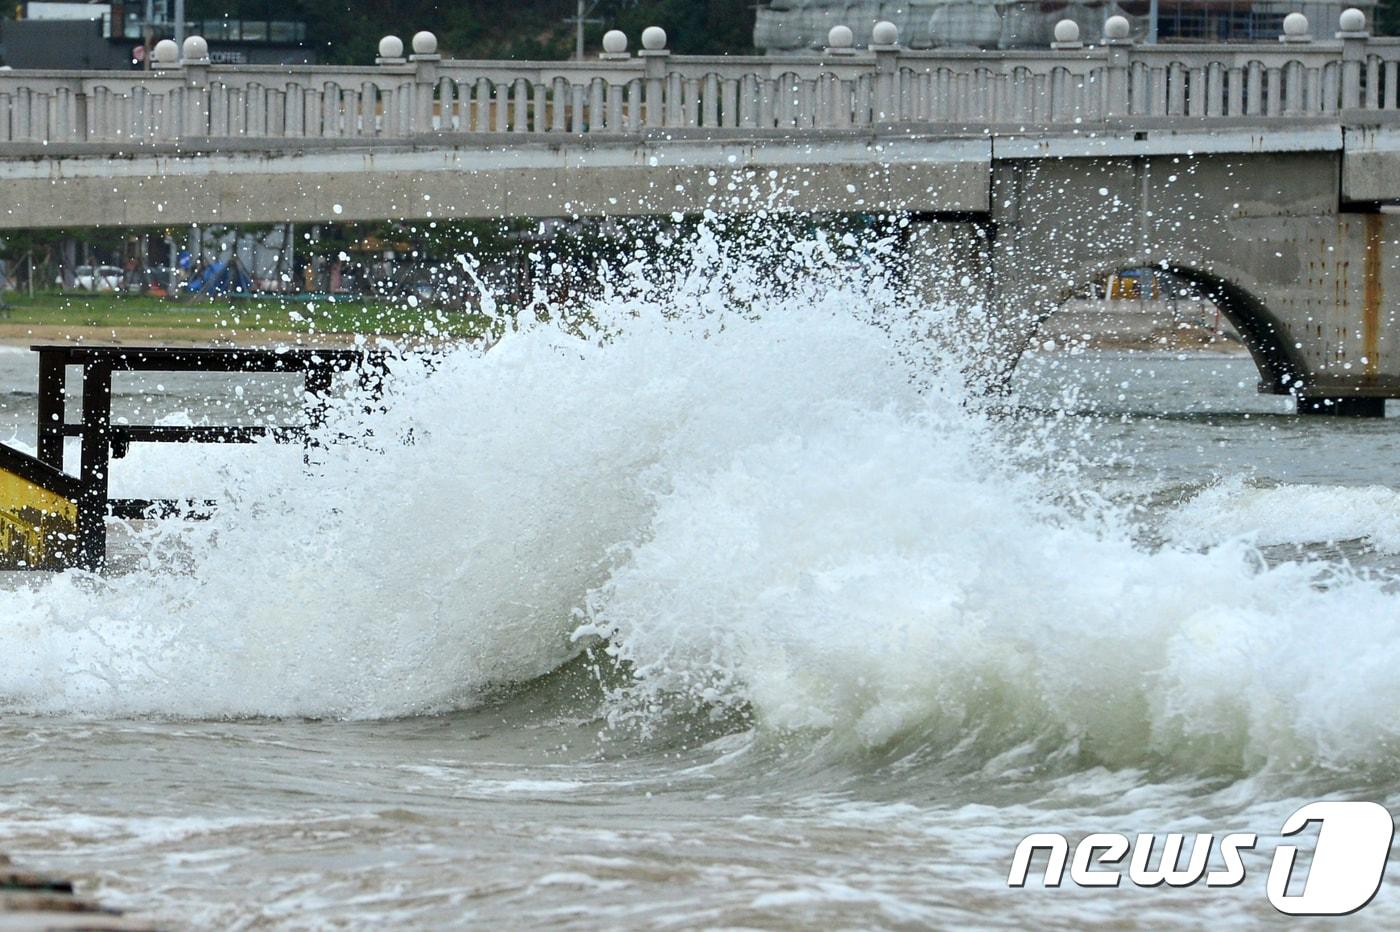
[143,0,154,70]
[564,0,603,60]
[174,0,185,52]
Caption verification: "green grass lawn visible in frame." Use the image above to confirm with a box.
[0,292,493,339]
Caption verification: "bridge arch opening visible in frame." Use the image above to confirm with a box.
[1011,263,1309,413]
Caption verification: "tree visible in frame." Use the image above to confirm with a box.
[187,0,754,64]
[1380,0,1399,36]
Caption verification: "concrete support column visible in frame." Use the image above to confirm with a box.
[1103,17,1134,117]
[410,32,441,135]
[640,27,670,129]
[1338,9,1370,111]
[871,22,900,123]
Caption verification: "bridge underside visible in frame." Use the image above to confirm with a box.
[0,133,990,229]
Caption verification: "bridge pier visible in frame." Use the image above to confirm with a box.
[977,148,1400,413]
[1297,396,1388,417]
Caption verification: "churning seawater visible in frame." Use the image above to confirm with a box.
[1,236,1399,928]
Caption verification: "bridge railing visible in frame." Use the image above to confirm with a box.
[1,14,1397,147]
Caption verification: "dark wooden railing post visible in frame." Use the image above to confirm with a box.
[76,361,113,571]
[36,350,66,469]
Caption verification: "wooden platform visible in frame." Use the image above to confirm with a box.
[0,343,388,571]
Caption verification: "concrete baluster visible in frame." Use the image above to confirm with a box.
[118,89,133,140]
[1006,68,1024,122]
[666,72,684,126]
[322,83,341,137]
[437,77,455,132]
[470,77,487,131]
[1164,61,1183,115]
[267,87,284,137]
[546,77,564,132]
[1283,61,1303,114]
[758,75,776,127]
[232,86,248,137]
[720,78,738,128]
[1206,61,1224,116]
[832,74,850,128]
[855,73,872,125]
[626,78,643,131]
[509,77,527,132]
[931,68,948,122]
[308,85,326,137]
[602,80,621,132]
[1321,61,1340,113]
[1246,60,1264,114]
[683,77,701,127]
[93,86,110,142]
[1266,64,1282,116]
[588,78,604,134]
[490,80,506,132]
[351,85,370,136]
[571,82,586,133]
[737,73,755,128]
[250,84,268,137]
[288,86,307,137]
[1186,64,1205,117]
[1226,65,1243,116]
[911,70,928,121]
[813,74,830,128]
[494,81,509,132]
[702,73,719,127]
[1050,68,1067,123]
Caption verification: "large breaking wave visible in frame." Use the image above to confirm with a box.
[1,226,1397,778]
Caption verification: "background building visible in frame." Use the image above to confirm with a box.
[0,0,314,69]
[754,0,1383,50]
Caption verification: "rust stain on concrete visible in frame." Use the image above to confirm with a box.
[1363,213,1384,379]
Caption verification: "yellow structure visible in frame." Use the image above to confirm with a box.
[0,465,77,570]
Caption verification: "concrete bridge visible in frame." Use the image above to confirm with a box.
[1,15,1399,411]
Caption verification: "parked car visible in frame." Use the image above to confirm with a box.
[55,265,125,292]
[126,266,175,296]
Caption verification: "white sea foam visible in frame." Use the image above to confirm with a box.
[0,230,1397,780]
[1163,477,1400,553]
